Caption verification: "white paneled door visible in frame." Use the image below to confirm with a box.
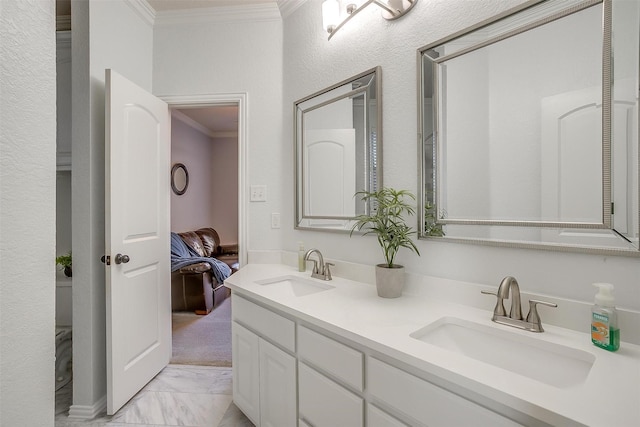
[303,129,356,225]
[105,69,171,415]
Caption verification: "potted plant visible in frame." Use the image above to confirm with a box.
[350,188,420,298]
[56,252,72,278]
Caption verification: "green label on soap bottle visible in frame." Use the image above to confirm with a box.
[591,312,620,351]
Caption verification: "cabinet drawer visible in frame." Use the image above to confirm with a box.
[232,294,295,352]
[368,357,521,427]
[367,404,408,427]
[298,325,364,391]
[299,362,363,427]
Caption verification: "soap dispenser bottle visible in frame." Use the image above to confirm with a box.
[591,283,620,351]
[298,242,306,272]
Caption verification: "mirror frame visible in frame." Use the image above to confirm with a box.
[171,163,189,196]
[418,0,640,256]
[294,66,383,232]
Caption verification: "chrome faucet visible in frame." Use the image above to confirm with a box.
[482,276,557,332]
[304,248,333,281]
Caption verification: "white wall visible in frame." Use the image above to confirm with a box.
[211,136,239,245]
[0,0,56,425]
[71,0,154,416]
[56,171,73,276]
[171,116,217,231]
[282,0,640,311]
[153,5,283,251]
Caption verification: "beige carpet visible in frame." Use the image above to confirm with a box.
[171,296,232,366]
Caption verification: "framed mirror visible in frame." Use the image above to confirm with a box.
[419,0,640,255]
[295,67,382,231]
[171,163,189,195]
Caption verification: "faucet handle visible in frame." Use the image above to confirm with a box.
[307,259,319,274]
[481,289,506,317]
[323,262,334,281]
[526,299,557,332]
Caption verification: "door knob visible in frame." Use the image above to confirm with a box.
[114,253,130,264]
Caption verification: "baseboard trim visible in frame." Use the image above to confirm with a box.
[67,394,107,420]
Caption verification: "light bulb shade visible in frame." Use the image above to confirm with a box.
[322,0,340,32]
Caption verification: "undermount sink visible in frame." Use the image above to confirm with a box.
[255,275,335,297]
[410,317,595,388]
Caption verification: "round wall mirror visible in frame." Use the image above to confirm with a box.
[171,163,189,195]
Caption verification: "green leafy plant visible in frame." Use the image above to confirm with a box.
[350,188,420,268]
[56,252,72,269]
[424,200,445,237]
[56,252,72,277]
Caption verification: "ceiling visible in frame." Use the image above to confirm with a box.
[56,0,280,16]
[175,106,239,135]
[146,0,277,12]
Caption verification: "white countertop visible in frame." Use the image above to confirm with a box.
[226,263,640,427]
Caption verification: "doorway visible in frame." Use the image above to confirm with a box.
[166,96,246,366]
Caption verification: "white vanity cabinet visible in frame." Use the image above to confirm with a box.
[368,357,523,427]
[231,322,260,422]
[367,404,409,427]
[298,362,364,426]
[231,296,297,427]
[231,291,524,427]
[297,325,365,425]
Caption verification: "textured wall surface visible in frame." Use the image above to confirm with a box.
[210,136,239,245]
[71,0,154,414]
[170,116,217,231]
[0,0,56,425]
[282,0,640,310]
[153,12,284,251]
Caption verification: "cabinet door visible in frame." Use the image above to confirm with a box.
[259,338,297,427]
[299,362,363,427]
[232,322,260,425]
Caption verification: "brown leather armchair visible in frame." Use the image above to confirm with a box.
[171,227,239,314]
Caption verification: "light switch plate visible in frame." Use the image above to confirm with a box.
[271,213,281,229]
[250,185,267,202]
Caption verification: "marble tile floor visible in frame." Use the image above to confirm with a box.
[55,365,254,427]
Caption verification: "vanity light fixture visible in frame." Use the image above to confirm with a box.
[322,0,418,40]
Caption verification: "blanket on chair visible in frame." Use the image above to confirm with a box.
[170,232,232,284]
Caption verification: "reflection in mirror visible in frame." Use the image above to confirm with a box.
[419,0,640,255]
[295,67,382,231]
[171,163,189,195]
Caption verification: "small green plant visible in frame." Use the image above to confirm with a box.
[424,200,445,237]
[56,252,73,277]
[350,188,420,268]
[56,252,72,269]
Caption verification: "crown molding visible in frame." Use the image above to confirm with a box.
[125,0,156,27]
[171,109,218,139]
[278,0,307,18]
[155,3,281,26]
[211,131,239,139]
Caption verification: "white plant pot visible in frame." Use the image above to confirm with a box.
[375,264,405,298]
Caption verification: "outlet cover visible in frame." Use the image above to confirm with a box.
[250,185,267,202]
